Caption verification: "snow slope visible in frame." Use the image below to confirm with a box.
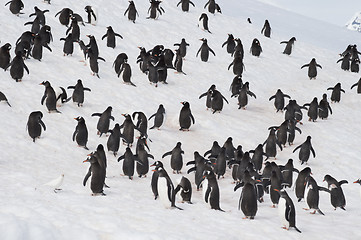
[0,0,361,239]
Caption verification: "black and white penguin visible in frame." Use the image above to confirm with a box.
[269,89,291,112]
[149,104,166,130]
[351,58,360,73]
[279,159,299,188]
[118,147,137,180]
[323,175,348,210]
[55,8,73,27]
[147,0,165,19]
[222,34,235,55]
[327,82,345,103]
[66,17,80,42]
[31,34,52,61]
[318,94,332,120]
[85,6,97,25]
[6,51,29,82]
[269,122,288,148]
[174,38,189,58]
[67,79,91,107]
[198,13,212,33]
[284,99,306,123]
[27,111,46,142]
[295,167,312,202]
[204,0,221,14]
[177,0,195,12]
[174,49,186,75]
[304,176,330,215]
[179,101,195,131]
[83,152,106,196]
[280,37,296,55]
[39,25,53,46]
[230,75,243,96]
[303,97,319,122]
[336,52,351,71]
[124,1,139,23]
[120,114,135,147]
[199,84,216,110]
[187,152,211,190]
[113,53,128,76]
[214,147,227,179]
[210,89,229,113]
[71,13,85,26]
[162,142,184,174]
[102,26,123,49]
[150,161,163,199]
[5,0,24,15]
[293,136,315,165]
[196,38,215,62]
[156,165,182,210]
[236,182,258,219]
[222,137,236,160]
[233,38,244,58]
[301,58,322,80]
[107,123,121,157]
[201,170,224,211]
[132,111,148,138]
[0,91,11,107]
[175,176,192,203]
[261,20,271,38]
[233,82,257,109]
[249,144,267,173]
[86,48,105,78]
[77,40,88,62]
[60,33,75,56]
[204,141,221,160]
[136,143,154,178]
[0,43,11,70]
[287,119,302,146]
[40,81,60,113]
[276,190,302,233]
[73,117,89,150]
[250,38,262,57]
[118,60,136,86]
[351,77,361,93]
[263,128,283,159]
[91,106,115,137]
[228,54,244,76]
[86,35,99,58]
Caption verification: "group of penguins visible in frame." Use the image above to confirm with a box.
[2,0,361,234]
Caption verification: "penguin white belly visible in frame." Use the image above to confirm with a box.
[202,179,209,205]
[278,198,289,229]
[158,177,171,208]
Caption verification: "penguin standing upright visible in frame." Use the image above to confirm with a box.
[147,0,165,19]
[351,77,361,93]
[263,128,283,159]
[118,147,137,180]
[201,170,224,211]
[261,20,271,38]
[174,49,186,75]
[174,38,189,58]
[91,106,114,137]
[295,167,312,202]
[124,1,139,23]
[236,182,258,219]
[301,58,322,80]
[66,17,80,42]
[102,26,123,49]
[39,25,53,47]
[149,104,165,130]
[318,94,332,120]
[235,82,257,109]
[204,141,221,160]
[293,136,315,165]
[55,8,73,26]
[6,51,29,82]
[327,83,345,103]
[60,33,75,56]
[136,144,154,178]
[107,123,121,156]
[210,89,229,113]
[162,142,184,174]
[67,79,91,107]
[214,147,227,179]
[222,34,235,55]
[304,176,330,215]
[83,152,106,196]
[132,111,148,138]
[40,81,60,113]
[250,144,266,173]
[5,0,24,15]
[351,58,360,73]
[276,190,302,233]
[27,111,46,142]
[250,38,262,57]
[32,34,52,61]
[118,60,136,86]
[150,161,162,199]
[353,179,361,200]
[86,48,106,78]
[204,0,221,14]
[156,165,182,210]
[230,76,243,96]
[196,38,215,62]
[303,97,319,122]
[179,101,195,131]
[323,175,348,210]
[269,89,291,112]
[113,53,128,76]
[279,159,299,188]
[177,0,195,12]
[228,53,244,76]
[336,52,351,71]
[0,43,11,70]
[199,84,215,110]
[287,119,302,146]
[175,176,192,203]
[73,117,89,150]
[198,13,212,33]
[85,6,97,25]
[280,37,296,55]
[120,114,135,147]
[187,152,210,190]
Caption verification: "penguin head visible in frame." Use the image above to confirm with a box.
[180,101,190,108]
[74,116,84,122]
[306,136,312,141]
[199,38,207,43]
[106,106,113,112]
[107,26,113,31]
[96,144,104,152]
[122,113,131,120]
[322,93,327,100]
[176,142,182,147]
[290,37,296,42]
[151,161,163,169]
[323,174,332,183]
[3,43,11,51]
[40,81,51,87]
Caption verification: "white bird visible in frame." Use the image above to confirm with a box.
[44,174,64,193]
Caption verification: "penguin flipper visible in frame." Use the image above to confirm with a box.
[39,120,46,131]
[186,161,195,166]
[162,151,172,158]
[301,64,309,69]
[292,144,302,153]
[351,83,358,89]
[187,167,196,174]
[339,180,348,185]
[83,167,92,186]
[91,113,102,117]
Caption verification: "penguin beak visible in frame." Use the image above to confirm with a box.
[83,159,89,163]
[152,169,157,172]
[274,189,279,192]
[180,102,184,104]
[354,180,359,184]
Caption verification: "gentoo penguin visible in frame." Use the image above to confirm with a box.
[0,43,11,70]
[233,82,257,109]
[236,182,258,219]
[119,114,135,147]
[27,111,46,142]
[269,171,282,207]
[304,176,330,215]
[210,89,229,113]
[318,94,332,120]
[323,175,348,210]
[222,34,235,55]
[66,17,80,42]
[301,58,322,80]
[118,147,137,180]
[175,176,192,203]
[336,52,351,71]
[303,97,319,122]
[198,13,212,33]
[5,0,24,15]
[132,111,148,138]
[137,47,151,73]
[43,174,64,193]
[204,0,221,14]
[136,143,154,178]
[293,136,315,165]
[351,58,360,73]
[67,79,91,107]
[233,38,244,58]
[55,8,73,26]
[295,167,312,202]
[279,159,299,188]
[261,20,271,38]
[86,35,99,58]
[118,60,136,86]
[276,190,302,233]
[162,48,175,69]
[250,38,262,57]
[6,51,29,82]
[199,84,216,110]
[39,25,53,46]
[71,13,85,26]
[174,49,186,75]
[204,141,221,160]
[187,151,211,190]
[196,38,215,62]
[77,40,88,62]
[162,142,184,174]
[150,161,163,199]
[147,0,165,19]
[107,123,121,157]
[249,144,267,173]
[177,0,195,12]
[280,37,296,55]
[222,137,236,160]
[86,48,105,78]
[351,77,361,93]
[327,83,345,103]
[353,179,361,200]
[60,34,75,56]
[149,104,166,130]
[174,38,189,58]
[201,170,224,211]
[113,53,128,76]
[91,106,115,137]
[73,117,89,150]
[269,89,291,112]
[102,26,123,49]
[287,119,302,146]
[263,128,282,159]
[284,99,306,123]
[40,81,60,113]
[230,75,243,96]
[32,34,52,61]
[214,147,227,179]
[268,122,288,147]
[124,1,139,23]
[83,152,106,196]
[85,6,97,25]
[228,54,244,76]
[179,101,195,131]
[0,91,11,107]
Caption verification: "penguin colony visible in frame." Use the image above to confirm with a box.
[1,0,360,236]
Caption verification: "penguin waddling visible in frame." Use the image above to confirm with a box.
[235,182,258,219]
[276,190,302,233]
[261,20,271,38]
[292,136,315,165]
[102,26,123,49]
[269,89,291,112]
[73,117,89,150]
[198,13,212,33]
[40,81,60,113]
[280,37,296,55]
[179,101,195,131]
[327,82,345,103]
[67,79,91,107]
[222,34,235,55]
[201,170,224,211]
[304,176,330,215]
[118,147,138,180]
[60,33,75,56]
[250,38,262,57]
[107,123,121,157]
[6,51,29,82]
[91,106,115,137]
[27,111,46,142]
[318,94,332,120]
[199,84,215,110]
[124,1,139,23]
[295,167,312,202]
[83,151,106,196]
[149,104,165,130]
[162,142,184,174]
[323,175,348,210]
[85,6,97,25]
[196,38,215,62]
[0,43,12,70]
[147,0,165,20]
[177,0,195,12]
[301,58,322,80]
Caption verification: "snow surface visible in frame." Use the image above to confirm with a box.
[0,0,361,239]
